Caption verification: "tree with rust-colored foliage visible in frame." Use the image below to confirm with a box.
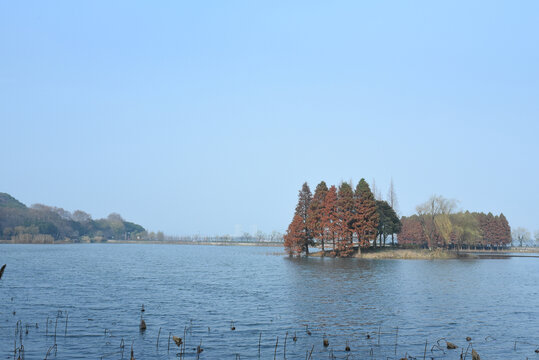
[335,182,355,256]
[284,182,314,255]
[321,185,338,252]
[490,213,511,248]
[307,181,328,251]
[498,213,511,247]
[354,179,379,250]
[284,214,305,256]
[295,183,312,222]
[398,215,427,247]
[473,212,511,249]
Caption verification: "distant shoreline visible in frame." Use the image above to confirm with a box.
[0,239,284,247]
[107,240,284,247]
[1,241,537,257]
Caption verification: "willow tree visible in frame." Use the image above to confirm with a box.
[450,212,481,250]
[512,227,530,247]
[416,195,456,249]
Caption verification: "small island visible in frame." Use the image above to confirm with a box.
[283,180,512,258]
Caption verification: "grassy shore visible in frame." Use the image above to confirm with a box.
[311,247,465,259]
[356,248,462,259]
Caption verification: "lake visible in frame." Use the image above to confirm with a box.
[1,244,538,359]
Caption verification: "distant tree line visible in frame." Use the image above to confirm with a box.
[509,227,538,248]
[0,193,145,243]
[158,232,284,243]
[284,179,401,257]
[399,195,512,250]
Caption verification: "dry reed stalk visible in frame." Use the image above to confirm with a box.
[54,316,58,345]
[394,326,398,355]
[64,311,68,337]
[258,332,261,358]
[284,331,288,359]
[307,345,314,360]
[0,264,6,279]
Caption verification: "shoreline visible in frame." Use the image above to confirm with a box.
[309,247,539,259]
[309,248,463,259]
[0,239,284,247]
[1,240,538,257]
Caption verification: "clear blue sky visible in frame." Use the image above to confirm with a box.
[1,1,538,236]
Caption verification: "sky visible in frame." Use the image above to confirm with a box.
[1,1,538,236]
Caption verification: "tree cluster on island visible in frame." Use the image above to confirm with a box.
[284,182,525,257]
[284,179,401,257]
[0,193,146,243]
[399,195,512,250]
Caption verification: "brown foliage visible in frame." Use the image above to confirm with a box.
[307,182,328,250]
[335,183,355,256]
[322,185,338,251]
[284,214,305,256]
[354,179,379,248]
[399,216,427,246]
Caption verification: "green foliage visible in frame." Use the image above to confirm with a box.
[293,182,314,253]
[376,200,401,245]
[354,179,371,199]
[0,193,27,209]
[405,196,512,249]
[450,212,481,248]
[0,193,146,243]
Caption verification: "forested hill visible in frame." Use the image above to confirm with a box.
[0,193,145,243]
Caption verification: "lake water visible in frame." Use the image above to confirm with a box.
[1,244,538,359]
